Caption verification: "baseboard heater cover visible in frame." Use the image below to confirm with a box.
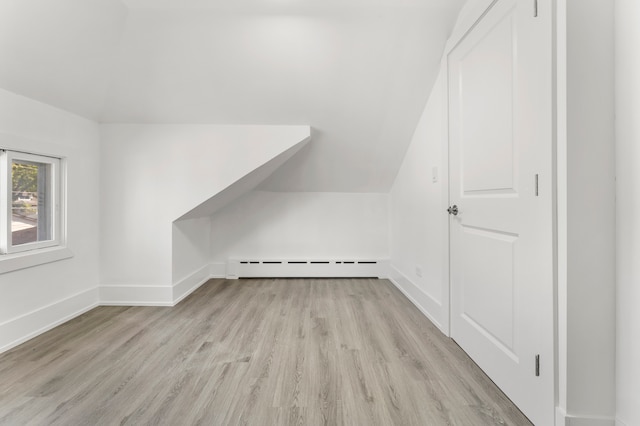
[227,259,389,279]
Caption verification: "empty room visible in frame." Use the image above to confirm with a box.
[0,0,636,425]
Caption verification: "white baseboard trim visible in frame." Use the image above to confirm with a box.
[387,264,446,334]
[556,407,616,426]
[101,263,227,307]
[173,264,215,305]
[0,287,98,354]
[99,285,173,306]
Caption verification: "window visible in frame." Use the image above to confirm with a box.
[0,150,62,254]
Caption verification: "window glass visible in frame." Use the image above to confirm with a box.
[11,160,53,246]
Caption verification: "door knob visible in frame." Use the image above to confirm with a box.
[447,205,459,216]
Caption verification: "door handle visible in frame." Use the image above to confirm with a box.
[447,205,459,216]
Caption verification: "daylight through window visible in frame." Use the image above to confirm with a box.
[0,150,62,254]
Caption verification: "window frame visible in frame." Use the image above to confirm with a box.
[0,150,63,255]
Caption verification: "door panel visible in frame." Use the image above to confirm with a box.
[461,226,517,353]
[448,0,554,425]
[459,13,515,193]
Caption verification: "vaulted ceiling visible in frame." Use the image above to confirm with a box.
[0,0,464,192]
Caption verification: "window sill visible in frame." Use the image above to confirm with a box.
[0,246,73,275]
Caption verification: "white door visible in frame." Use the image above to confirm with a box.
[448,0,554,425]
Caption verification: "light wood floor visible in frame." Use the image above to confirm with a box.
[0,278,532,425]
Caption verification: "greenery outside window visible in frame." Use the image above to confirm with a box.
[0,150,62,254]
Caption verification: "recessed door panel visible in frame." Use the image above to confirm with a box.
[459,15,516,194]
[461,226,517,353]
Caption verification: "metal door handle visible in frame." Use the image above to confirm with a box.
[447,205,459,216]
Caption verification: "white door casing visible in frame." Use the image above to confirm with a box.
[448,0,554,425]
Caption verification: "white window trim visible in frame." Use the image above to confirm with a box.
[0,149,69,273]
[0,246,73,275]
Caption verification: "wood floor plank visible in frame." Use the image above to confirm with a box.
[0,278,532,425]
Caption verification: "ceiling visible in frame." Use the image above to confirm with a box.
[0,0,464,192]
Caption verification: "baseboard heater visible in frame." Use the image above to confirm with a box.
[226,259,389,279]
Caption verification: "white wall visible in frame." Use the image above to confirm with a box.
[615,1,640,425]
[387,0,496,337]
[389,69,449,332]
[172,217,213,303]
[0,88,100,353]
[173,218,211,283]
[99,124,309,304]
[100,4,464,194]
[556,1,616,424]
[210,191,388,262]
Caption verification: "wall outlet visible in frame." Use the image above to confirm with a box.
[416,266,423,277]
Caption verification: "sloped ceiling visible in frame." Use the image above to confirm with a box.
[0,0,464,192]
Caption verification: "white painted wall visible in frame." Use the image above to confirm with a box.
[615,1,640,425]
[0,88,100,353]
[172,217,213,303]
[99,124,309,304]
[388,69,449,332]
[173,217,211,283]
[210,191,388,262]
[99,4,464,193]
[556,1,616,424]
[387,0,496,337]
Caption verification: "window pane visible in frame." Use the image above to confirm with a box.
[11,160,52,246]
